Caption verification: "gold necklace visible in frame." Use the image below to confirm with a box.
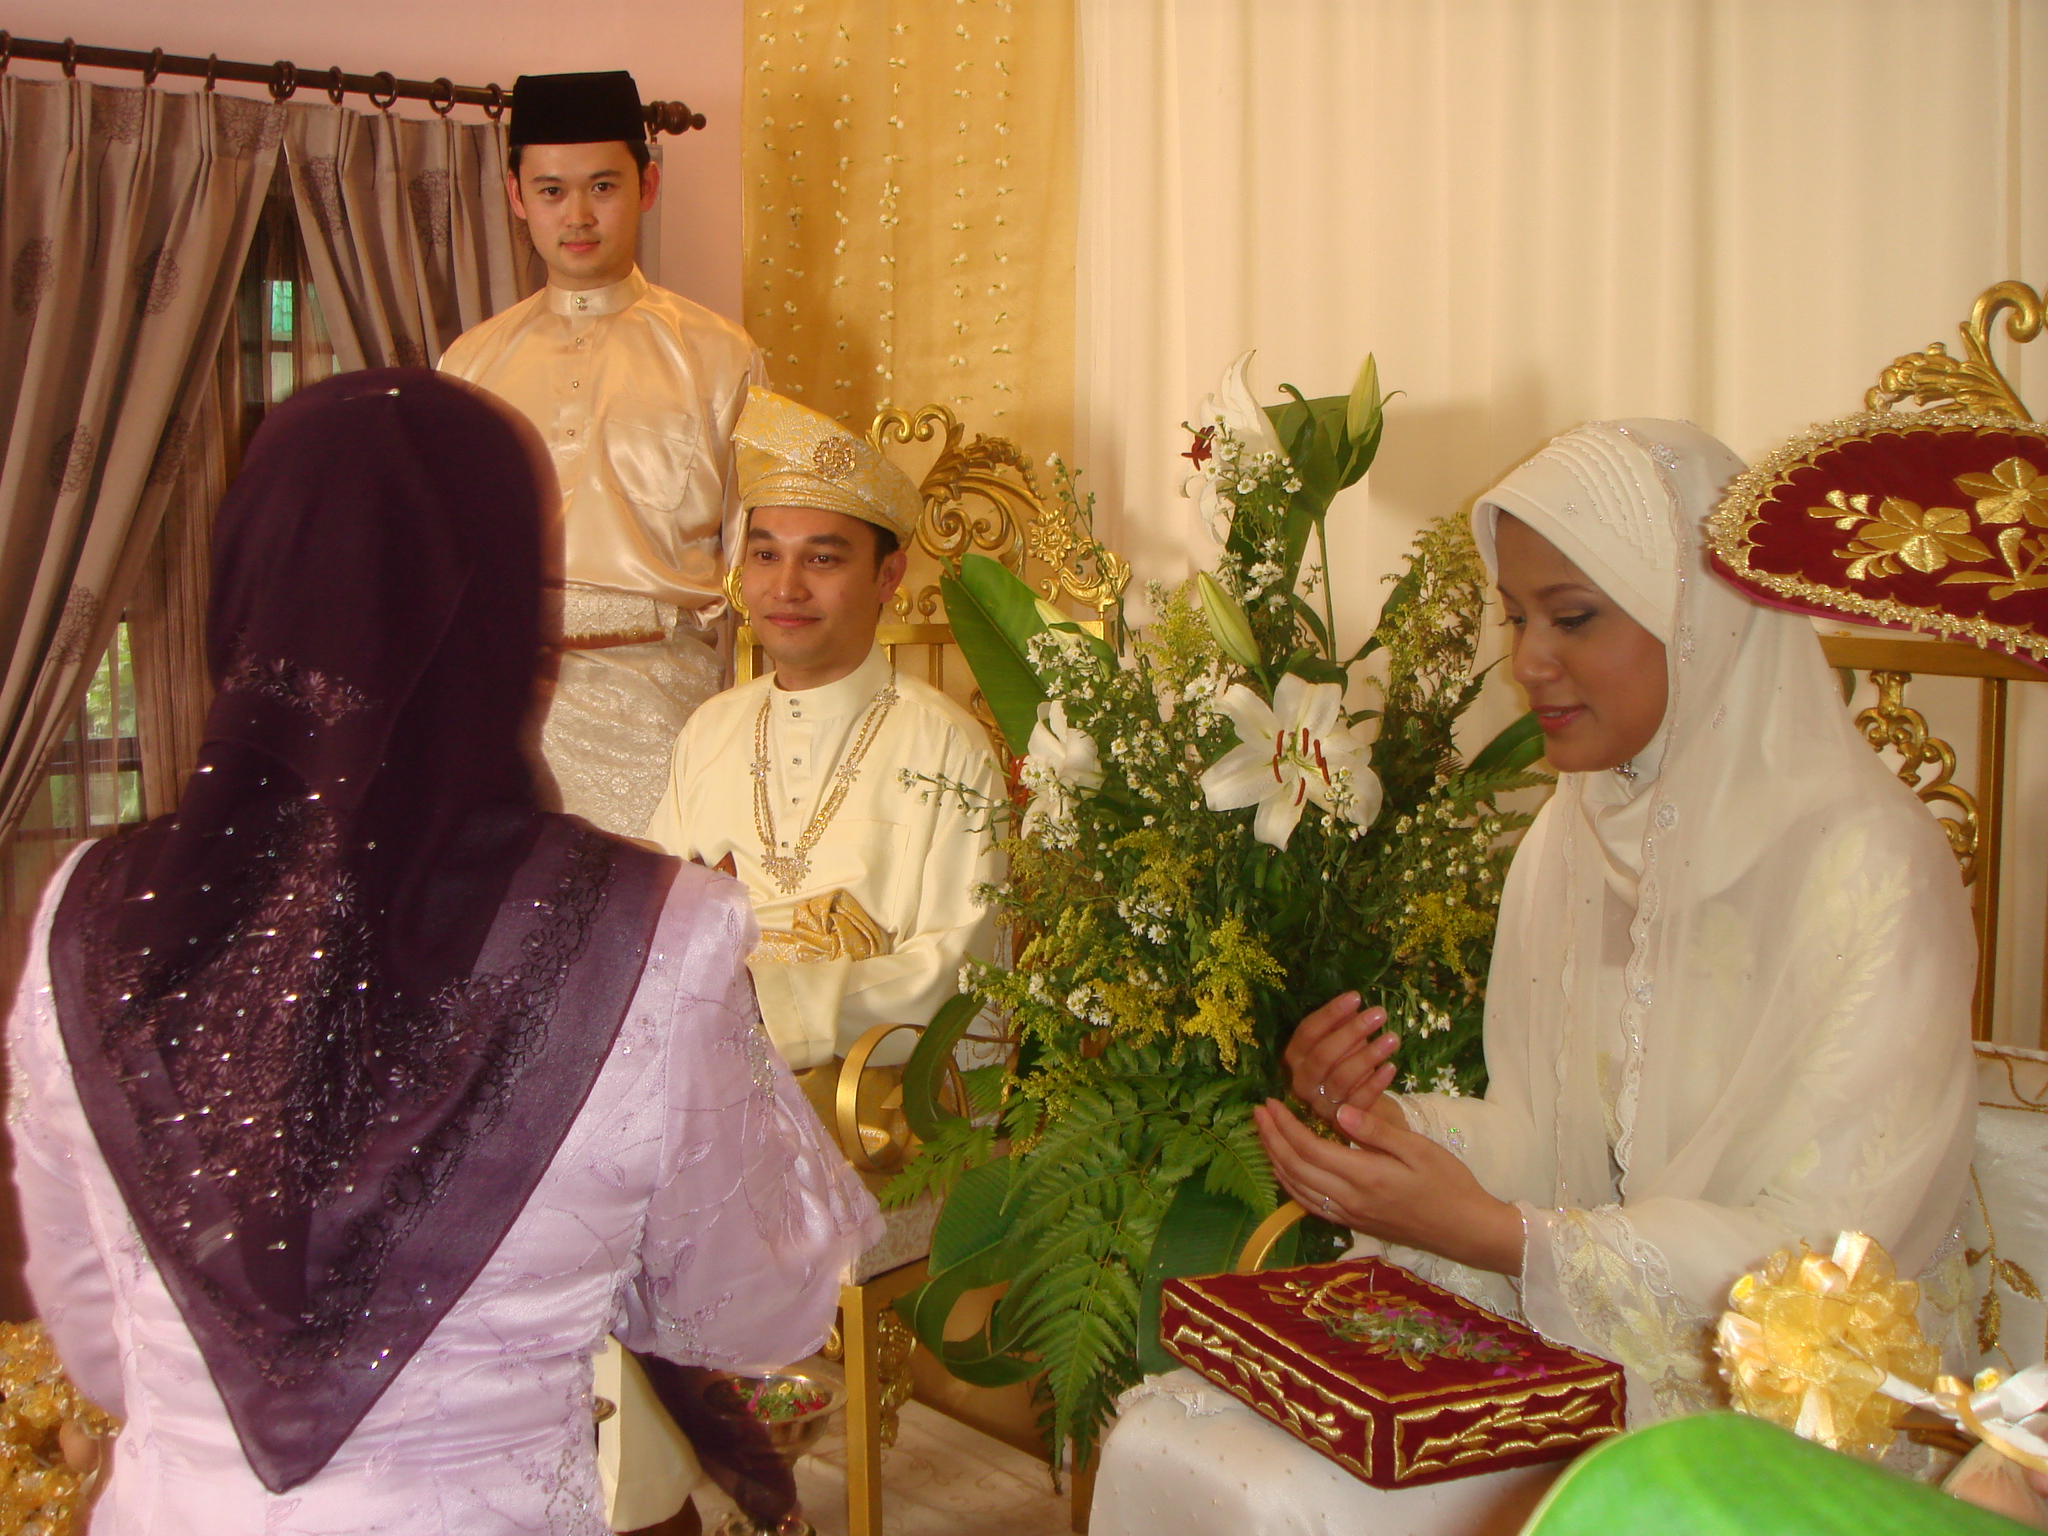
[753,676,900,894]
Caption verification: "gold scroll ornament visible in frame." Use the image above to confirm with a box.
[1867,281,2042,421]
[868,403,1130,627]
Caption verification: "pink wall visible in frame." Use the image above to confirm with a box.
[3,0,747,320]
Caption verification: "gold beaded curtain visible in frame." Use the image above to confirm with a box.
[743,0,1076,462]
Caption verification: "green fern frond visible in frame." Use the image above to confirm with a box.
[883,1121,995,1209]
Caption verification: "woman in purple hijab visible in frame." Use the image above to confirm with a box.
[9,371,877,1532]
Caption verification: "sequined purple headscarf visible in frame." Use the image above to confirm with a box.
[49,370,676,1491]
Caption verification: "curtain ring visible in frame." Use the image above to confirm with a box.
[368,71,398,112]
[325,66,345,106]
[144,47,164,87]
[482,82,505,122]
[203,54,220,92]
[427,77,455,117]
[0,33,13,76]
[60,37,78,78]
[268,60,298,102]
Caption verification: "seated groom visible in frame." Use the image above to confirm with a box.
[645,388,1001,1072]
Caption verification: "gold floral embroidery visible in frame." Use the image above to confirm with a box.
[1942,523,2048,598]
[1957,457,2048,527]
[1810,491,1993,579]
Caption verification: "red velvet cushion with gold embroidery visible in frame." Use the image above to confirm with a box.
[1159,1258,1624,1488]
[1707,413,2048,672]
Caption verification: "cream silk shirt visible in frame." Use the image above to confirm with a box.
[645,645,1003,1070]
[438,267,764,616]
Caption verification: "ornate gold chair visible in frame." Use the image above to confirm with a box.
[734,404,1128,1536]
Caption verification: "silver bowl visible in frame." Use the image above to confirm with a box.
[706,1372,846,1536]
[706,1369,845,1461]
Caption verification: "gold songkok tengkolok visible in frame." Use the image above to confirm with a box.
[733,387,921,543]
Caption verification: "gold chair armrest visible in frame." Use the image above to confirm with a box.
[839,1022,921,1173]
[837,1021,967,1174]
[1234,1200,1308,1274]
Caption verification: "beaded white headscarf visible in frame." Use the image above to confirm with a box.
[1472,422,1681,643]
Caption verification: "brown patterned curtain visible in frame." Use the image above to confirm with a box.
[0,79,281,1318]
[127,355,233,823]
[280,102,536,370]
[0,78,281,849]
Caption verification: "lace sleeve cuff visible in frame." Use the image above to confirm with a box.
[1520,1203,1718,1422]
[1386,1092,1467,1161]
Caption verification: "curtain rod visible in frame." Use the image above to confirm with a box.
[0,32,707,134]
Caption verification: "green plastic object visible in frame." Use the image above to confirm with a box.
[1521,1414,2029,1535]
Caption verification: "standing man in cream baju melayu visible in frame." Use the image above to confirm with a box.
[441,71,764,836]
[647,389,1002,1074]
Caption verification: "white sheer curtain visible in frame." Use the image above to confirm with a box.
[1074,0,2048,1036]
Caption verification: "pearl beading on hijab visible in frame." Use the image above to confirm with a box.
[1470,422,1683,643]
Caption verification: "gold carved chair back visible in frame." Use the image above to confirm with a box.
[1807,282,2046,1043]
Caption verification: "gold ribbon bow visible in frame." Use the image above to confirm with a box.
[1716,1231,1939,1460]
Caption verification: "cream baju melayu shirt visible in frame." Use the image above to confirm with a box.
[439,268,767,835]
[646,645,1002,1070]
[439,266,761,609]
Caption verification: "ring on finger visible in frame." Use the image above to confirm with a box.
[1315,1082,1328,1101]
[1320,1192,1333,1218]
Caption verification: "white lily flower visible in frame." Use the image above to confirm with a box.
[1182,351,1287,541]
[1200,351,1285,460]
[1199,673,1382,850]
[1021,700,1105,835]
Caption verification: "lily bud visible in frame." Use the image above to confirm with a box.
[1345,353,1382,446]
[1197,572,1263,671]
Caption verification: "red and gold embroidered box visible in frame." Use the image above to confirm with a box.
[1158,1258,1625,1488]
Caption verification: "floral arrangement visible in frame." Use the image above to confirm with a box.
[886,354,1547,1470]
[1318,1292,1523,1373]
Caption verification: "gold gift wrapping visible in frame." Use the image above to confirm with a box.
[0,1322,118,1535]
[1716,1231,1939,1460]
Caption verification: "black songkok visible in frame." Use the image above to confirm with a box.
[508,70,647,146]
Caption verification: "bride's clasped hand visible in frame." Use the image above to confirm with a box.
[1255,995,1523,1276]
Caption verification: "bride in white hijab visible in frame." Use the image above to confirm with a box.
[1092,420,1977,1536]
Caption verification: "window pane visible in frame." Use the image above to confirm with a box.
[269,277,295,341]
[47,763,76,835]
[114,624,136,739]
[271,350,294,406]
[84,643,113,739]
[88,765,120,827]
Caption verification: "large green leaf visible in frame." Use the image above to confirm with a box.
[1467,710,1546,777]
[1134,1180,1262,1374]
[1524,1413,2019,1535]
[903,1258,1040,1387]
[900,991,982,1141]
[898,1157,1039,1387]
[928,1155,1019,1272]
[940,558,1049,756]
